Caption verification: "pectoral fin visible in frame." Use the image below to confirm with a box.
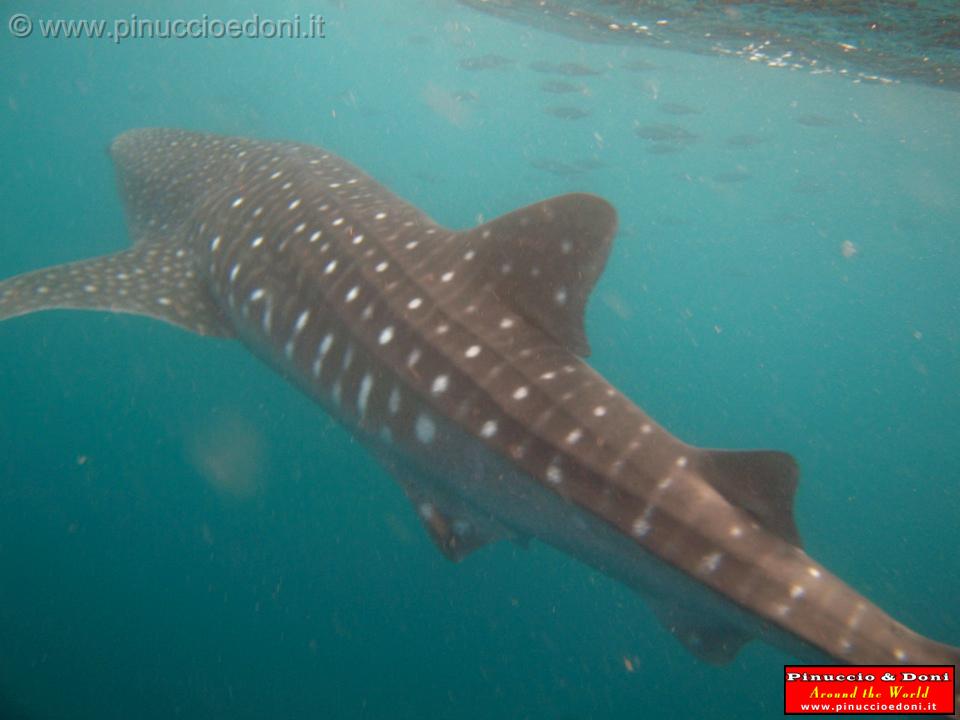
[0,242,233,337]
[652,602,753,665]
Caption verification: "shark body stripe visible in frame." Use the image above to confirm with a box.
[1,129,957,710]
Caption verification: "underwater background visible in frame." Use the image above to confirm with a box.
[1,1,958,718]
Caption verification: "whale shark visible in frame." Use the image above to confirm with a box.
[1,129,957,709]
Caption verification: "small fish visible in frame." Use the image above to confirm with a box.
[529,157,604,176]
[530,60,602,76]
[573,157,604,170]
[544,106,591,120]
[796,113,837,127]
[725,134,766,147]
[791,177,825,194]
[647,143,685,155]
[458,54,514,71]
[659,102,702,116]
[540,80,585,94]
[713,169,751,184]
[413,170,445,184]
[621,59,657,72]
[634,124,698,143]
[529,159,587,176]
[769,211,806,225]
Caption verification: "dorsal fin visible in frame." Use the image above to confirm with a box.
[461,193,617,356]
[697,449,802,546]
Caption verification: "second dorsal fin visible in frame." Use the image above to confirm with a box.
[697,449,802,546]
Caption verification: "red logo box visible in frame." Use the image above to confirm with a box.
[784,665,955,715]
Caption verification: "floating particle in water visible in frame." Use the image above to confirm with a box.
[841,240,858,258]
[602,292,634,321]
[422,83,472,128]
[187,413,267,499]
[913,330,923,340]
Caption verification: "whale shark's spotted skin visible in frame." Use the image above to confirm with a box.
[1,129,957,710]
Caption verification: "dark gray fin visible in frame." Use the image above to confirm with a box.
[0,242,233,337]
[696,449,802,546]
[462,193,617,356]
[652,602,753,665]
[409,491,501,563]
[378,454,505,562]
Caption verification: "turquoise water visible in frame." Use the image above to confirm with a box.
[1,1,959,718]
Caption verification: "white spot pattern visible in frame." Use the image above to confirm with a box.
[358,374,373,417]
[697,552,722,574]
[631,517,651,537]
[415,414,436,444]
[545,463,563,484]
